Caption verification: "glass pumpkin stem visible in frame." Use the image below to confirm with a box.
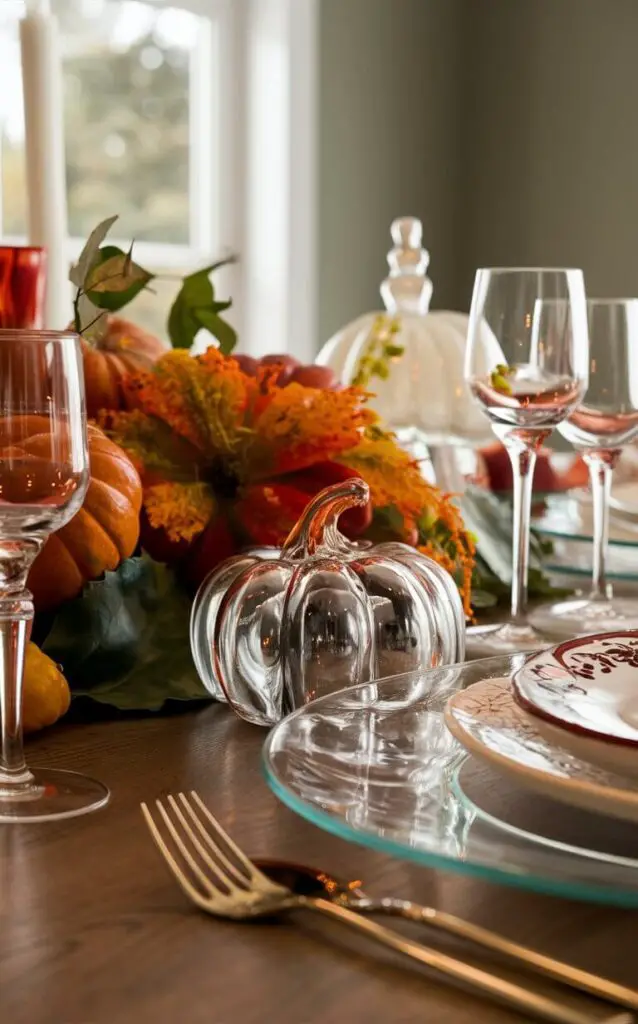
[0,589,35,794]
[282,479,370,558]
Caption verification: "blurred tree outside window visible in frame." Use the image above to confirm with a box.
[0,0,220,339]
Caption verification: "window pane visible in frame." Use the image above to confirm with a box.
[1,0,207,245]
[126,272,185,341]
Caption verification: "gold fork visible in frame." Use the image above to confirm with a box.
[141,792,632,1024]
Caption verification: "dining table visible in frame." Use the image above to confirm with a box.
[1,701,636,1024]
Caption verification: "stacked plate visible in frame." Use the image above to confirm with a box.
[445,631,638,824]
[533,488,638,583]
[264,632,638,906]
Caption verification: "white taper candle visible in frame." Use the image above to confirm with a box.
[19,0,70,329]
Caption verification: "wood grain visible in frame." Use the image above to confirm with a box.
[0,705,636,1024]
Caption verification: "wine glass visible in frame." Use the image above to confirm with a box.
[0,329,109,822]
[464,269,589,654]
[530,299,638,638]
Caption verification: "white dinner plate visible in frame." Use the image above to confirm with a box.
[444,678,638,824]
[513,632,638,779]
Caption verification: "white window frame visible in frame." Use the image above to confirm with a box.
[0,0,319,359]
[206,0,319,361]
[240,0,318,362]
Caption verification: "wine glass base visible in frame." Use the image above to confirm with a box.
[528,597,638,640]
[465,621,551,657]
[0,767,109,823]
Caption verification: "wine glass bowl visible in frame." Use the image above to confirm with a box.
[559,300,638,450]
[0,330,108,822]
[530,299,638,638]
[466,272,589,437]
[464,269,589,654]
[471,370,585,433]
[0,415,86,525]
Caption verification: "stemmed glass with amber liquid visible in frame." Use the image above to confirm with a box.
[0,329,109,821]
[464,269,589,655]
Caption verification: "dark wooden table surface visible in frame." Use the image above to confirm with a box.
[1,704,636,1024]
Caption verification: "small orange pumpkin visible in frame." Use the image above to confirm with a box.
[27,423,143,610]
[82,315,168,417]
[23,643,71,733]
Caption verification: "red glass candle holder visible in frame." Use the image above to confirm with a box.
[0,246,47,329]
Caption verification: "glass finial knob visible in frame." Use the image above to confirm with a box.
[391,216,423,250]
[380,216,433,316]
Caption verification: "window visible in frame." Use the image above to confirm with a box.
[0,0,227,337]
[0,0,318,357]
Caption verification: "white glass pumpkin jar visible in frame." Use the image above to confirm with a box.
[316,217,493,452]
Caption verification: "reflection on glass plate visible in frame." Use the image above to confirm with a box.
[533,494,638,579]
[578,480,638,524]
[453,759,638,867]
[263,655,638,906]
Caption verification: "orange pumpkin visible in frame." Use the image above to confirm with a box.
[27,423,143,610]
[82,315,168,418]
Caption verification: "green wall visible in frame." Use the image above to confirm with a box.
[317,0,463,346]
[318,0,638,349]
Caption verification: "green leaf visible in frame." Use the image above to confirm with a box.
[180,267,215,306]
[40,555,208,712]
[527,567,573,600]
[194,308,237,355]
[199,257,238,277]
[461,487,574,609]
[85,245,154,311]
[168,295,200,350]
[69,214,119,288]
[167,259,237,353]
[75,291,105,339]
[468,585,499,610]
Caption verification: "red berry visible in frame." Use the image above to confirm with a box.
[234,354,259,377]
[288,365,339,390]
[259,354,301,368]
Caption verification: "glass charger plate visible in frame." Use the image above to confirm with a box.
[263,654,638,907]
[533,495,638,580]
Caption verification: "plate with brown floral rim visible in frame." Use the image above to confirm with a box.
[512,631,638,778]
[444,677,638,822]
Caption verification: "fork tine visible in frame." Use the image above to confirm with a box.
[189,790,266,882]
[177,793,250,888]
[141,801,210,909]
[168,794,246,894]
[154,797,227,898]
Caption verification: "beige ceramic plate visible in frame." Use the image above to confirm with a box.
[444,678,638,824]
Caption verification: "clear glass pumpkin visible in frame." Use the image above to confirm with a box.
[316,217,495,450]
[190,479,465,726]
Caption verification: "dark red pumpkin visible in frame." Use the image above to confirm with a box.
[140,461,373,590]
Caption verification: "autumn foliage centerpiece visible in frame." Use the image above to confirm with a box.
[25,216,476,724]
[103,347,475,612]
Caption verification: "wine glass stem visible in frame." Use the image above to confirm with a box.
[0,591,34,789]
[585,450,619,602]
[505,437,540,623]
